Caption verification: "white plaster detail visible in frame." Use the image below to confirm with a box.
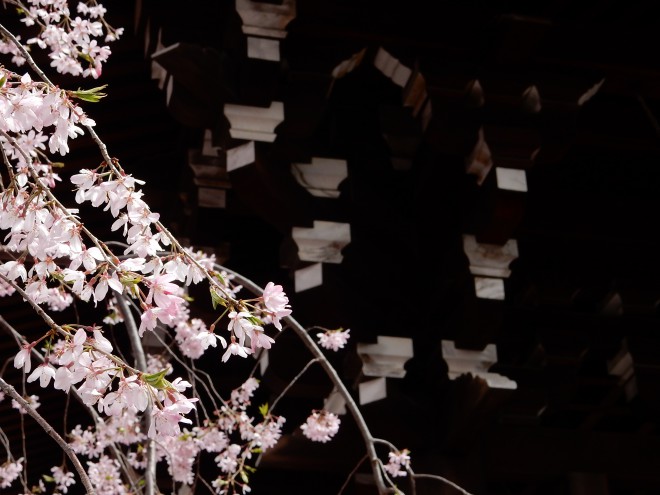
[462,235,519,279]
[291,157,348,198]
[292,220,351,264]
[235,0,296,39]
[465,127,493,185]
[578,78,605,106]
[419,99,433,132]
[323,387,347,415]
[247,36,280,61]
[332,48,367,79]
[601,291,623,316]
[607,342,637,401]
[496,167,528,192]
[465,79,485,107]
[294,263,323,292]
[441,340,517,389]
[227,141,256,171]
[403,71,428,117]
[149,27,168,90]
[374,47,412,87]
[474,276,506,300]
[521,85,542,113]
[224,101,284,142]
[201,129,221,157]
[357,336,414,379]
[198,188,226,208]
[358,377,388,405]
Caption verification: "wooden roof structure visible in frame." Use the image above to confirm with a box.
[1,1,660,494]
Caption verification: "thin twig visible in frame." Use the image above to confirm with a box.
[113,291,156,495]
[0,377,96,494]
[411,474,474,495]
[213,263,396,495]
[338,454,369,495]
[0,315,143,495]
[269,357,320,413]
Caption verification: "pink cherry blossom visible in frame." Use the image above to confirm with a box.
[300,410,341,443]
[261,282,291,330]
[383,449,411,478]
[0,457,23,489]
[222,340,253,362]
[13,344,33,373]
[27,363,56,387]
[317,328,351,351]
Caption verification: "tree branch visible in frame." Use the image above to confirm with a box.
[0,377,96,495]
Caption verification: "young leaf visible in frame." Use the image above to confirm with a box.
[70,85,108,103]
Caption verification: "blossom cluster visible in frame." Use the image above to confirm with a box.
[300,409,341,443]
[317,327,351,351]
[0,457,23,489]
[0,0,123,78]
[383,448,411,478]
[66,375,286,495]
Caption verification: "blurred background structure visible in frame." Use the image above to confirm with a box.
[2,1,660,494]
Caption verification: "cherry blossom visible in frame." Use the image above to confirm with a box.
[2,0,122,78]
[317,327,351,351]
[13,343,33,373]
[27,362,56,387]
[261,282,292,330]
[0,11,447,495]
[0,458,23,489]
[300,410,341,443]
[86,456,126,495]
[11,393,40,414]
[222,339,253,362]
[50,465,76,493]
[383,449,411,478]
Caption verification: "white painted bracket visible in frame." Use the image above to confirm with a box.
[441,340,517,389]
[292,221,351,264]
[224,102,284,142]
[235,0,296,39]
[291,157,348,198]
[374,47,412,87]
[357,336,414,378]
[462,235,519,279]
[465,127,493,185]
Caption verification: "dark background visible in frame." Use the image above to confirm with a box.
[2,1,660,494]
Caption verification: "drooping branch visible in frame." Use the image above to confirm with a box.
[213,264,395,495]
[0,315,144,495]
[113,291,156,495]
[0,377,96,495]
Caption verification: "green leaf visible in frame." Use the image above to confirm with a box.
[78,52,94,64]
[210,287,226,310]
[70,85,108,103]
[258,403,269,417]
[248,316,265,327]
[41,474,55,483]
[0,74,6,89]
[119,273,143,286]
[143,369,169,389]
[212,271,226,285]
[239,470,249,484]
